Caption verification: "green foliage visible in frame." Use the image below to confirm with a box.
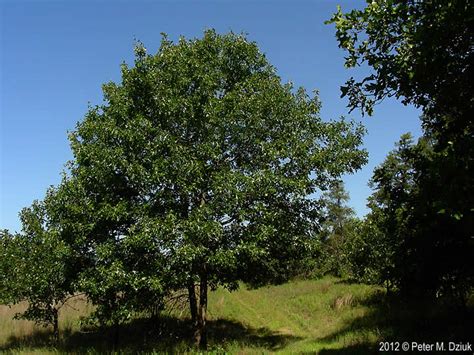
[58,29,367,342]
[347,134,417,289]
[321,180,355,238]
[327,0,473,122]
[48,177,168,328]
[328,1,474,301]
[317,180,358,277]
[344,219,386,285]
[352,133,473,300]
[0,230,21,305]
[0,201,72,339]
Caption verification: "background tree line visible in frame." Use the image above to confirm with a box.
[322,0,473,304]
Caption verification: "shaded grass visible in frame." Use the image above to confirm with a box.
[1,315,298,354]
[1,277,472,354]
[297,290,473,354]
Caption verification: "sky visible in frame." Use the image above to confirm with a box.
[0,0,422,233]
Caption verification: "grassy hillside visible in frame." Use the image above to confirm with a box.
[1,277,471,354]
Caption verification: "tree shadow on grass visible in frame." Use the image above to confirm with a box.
[1,328,53,350]
[1,315,301,353]
[317,292,474,354]
[208,318,300,350]
[333,278,361,286]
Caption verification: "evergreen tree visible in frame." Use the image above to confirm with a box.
[319,180,356,277]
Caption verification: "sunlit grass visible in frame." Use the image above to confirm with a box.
[1,277,471,354]
[0,295,93,353]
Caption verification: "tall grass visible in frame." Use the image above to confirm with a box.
[0,295,93,351]
[1,277,471,354]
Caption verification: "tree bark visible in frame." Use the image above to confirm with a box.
[193,194,208,348]
[113,320,120,350]
[52,307,59,343]
[187,278,198,326]
[193,272,208,349]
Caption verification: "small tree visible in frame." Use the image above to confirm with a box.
[344,134,417,290]
[64,30,366,348]
[45,176,167,342]
[319,180,356,276]
[344,218,386,285]
[0,201,73,341]
[0,230,22,305]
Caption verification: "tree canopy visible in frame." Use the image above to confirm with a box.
[39,30,367,347]
[328,0,473,123]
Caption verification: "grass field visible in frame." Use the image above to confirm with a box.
[1,277,472,354]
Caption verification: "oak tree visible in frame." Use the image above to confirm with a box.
[65,30,366,347]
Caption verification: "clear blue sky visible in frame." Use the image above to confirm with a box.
[0,0,422,233]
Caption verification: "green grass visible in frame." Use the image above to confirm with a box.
[1,277,472,354]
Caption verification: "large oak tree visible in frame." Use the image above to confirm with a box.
[50,30,367,347]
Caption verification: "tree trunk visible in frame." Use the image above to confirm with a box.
[188,278,198,325]
[193,272,208,349]
[113,320,119,350]
[52,308,59,343]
